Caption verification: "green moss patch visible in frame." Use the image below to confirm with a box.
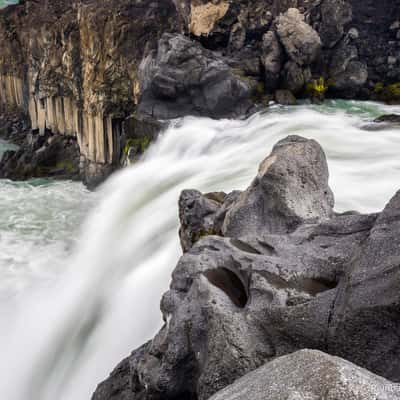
[124,136,151,156]
[373,82,400,103]
[306,77,329,102]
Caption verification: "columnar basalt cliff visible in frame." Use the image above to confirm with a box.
[0,0,400,185]
[0,0,181,185]
[92,135,400,400]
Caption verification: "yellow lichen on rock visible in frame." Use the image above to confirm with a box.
[189,1,230,36]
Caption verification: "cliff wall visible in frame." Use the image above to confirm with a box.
[0,0,181,185]
[0,0,399,185]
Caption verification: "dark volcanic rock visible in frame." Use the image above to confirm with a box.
[261,30,283,92]
[374,114,400,124]
[274,89,297,105]
[138,33,255,119]
[179,189,225,252]
[319,0,353,48]
[275,8,321,67]
[328,42,368,98]
[0,117,80,181]
[328,190,400,381]
[93,135,400,400]
[222,135,334,237]
[0,0,181,186]
[209,350,400,400]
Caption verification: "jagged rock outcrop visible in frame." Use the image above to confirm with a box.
[222,136,334,237]
[92,135,400,400]
[209,350,400,400]
[276,8,321,66]
[138,33,254,119]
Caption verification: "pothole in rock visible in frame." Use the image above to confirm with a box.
[257,271,339,302]
[204,267,249,308]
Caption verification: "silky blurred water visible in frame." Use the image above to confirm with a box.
[0,101,399,400]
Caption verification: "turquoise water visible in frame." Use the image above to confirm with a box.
[0,141,95,298]
[0,0,19,9]
[0,139,18,157]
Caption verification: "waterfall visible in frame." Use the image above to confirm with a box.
[0,101,399,400]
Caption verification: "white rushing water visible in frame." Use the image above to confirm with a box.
[0,101,399,400]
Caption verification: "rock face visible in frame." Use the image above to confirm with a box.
[222,136,334,237]
[0,0,181,186]
[138,33,254,119]
[1,0,400,185]
[92,135,400,400]
[276,8,321,66]
[209,350,400,400]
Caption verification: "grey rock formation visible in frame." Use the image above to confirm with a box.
[261,30,283,91]
[93,135,400,400]
[138,33,254,119]
[178,189,225,252]
[222,135,334,237]
[275,89,297,105]
[209,350,400,400]
[283,61,310,94]
[276,8,321,67]
[320,0,352,48]
[374,114,400,124]
[328,189,400,381]
[329,42,368,97]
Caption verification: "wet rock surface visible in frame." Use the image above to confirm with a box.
[374,114,400,124]
[0,113,80,180]
[92,135,400,399]
[138,33,254,119]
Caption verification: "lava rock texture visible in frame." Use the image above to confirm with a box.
[1,0,400,185]
[92,135,400,400]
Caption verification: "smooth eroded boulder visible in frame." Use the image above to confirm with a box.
[208,350,400,400]
[276,8,321,66]
[222,135,334,237]
[138,33,254,119]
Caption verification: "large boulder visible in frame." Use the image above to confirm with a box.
[138,33,254,119]
[209,350,400,400]
[328,42,368,97]
[222,135,334,237]
[275,8,321,66]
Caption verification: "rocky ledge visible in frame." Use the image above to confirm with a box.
[92,135,400,400]
[1,0,400,186]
